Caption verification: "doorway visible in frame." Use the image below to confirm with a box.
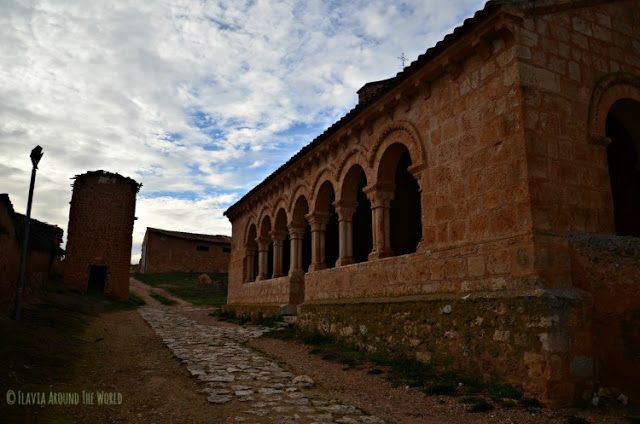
[88,265,108,293]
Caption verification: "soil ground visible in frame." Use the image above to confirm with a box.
[1,278,636,423]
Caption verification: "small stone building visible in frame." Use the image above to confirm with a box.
[224,0,640,404]
[139,227,231,274]
[63,171,140,300]
[0,194,64,305]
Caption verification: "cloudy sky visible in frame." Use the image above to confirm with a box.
[1,0,485,262]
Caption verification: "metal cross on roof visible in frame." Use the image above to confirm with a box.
[397,52,407,68]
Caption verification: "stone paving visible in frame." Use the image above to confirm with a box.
[139,306,385,424]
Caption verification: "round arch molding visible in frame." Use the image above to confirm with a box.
[588,72,640,145]
[368,120,427,170]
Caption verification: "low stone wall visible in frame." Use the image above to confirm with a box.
[304,234,539,302]
[227,276,290,306]
[569,233,640,401]
[297,288,594,405]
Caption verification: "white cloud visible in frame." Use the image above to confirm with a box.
[0,0,485,262]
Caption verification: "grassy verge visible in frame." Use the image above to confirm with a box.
[150,292,177,306]
[132,272,227,307]
[211,308,284,327]
[266,328,541,413]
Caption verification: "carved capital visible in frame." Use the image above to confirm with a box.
[305,212,331,231]
[287,225,305,239]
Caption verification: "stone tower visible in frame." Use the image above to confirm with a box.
[63,170,140,299]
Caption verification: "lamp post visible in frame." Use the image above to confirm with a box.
[14,145,43,321]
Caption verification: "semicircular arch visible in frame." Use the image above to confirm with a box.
[588,72,640,144]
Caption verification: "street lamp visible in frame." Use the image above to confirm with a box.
[14,145,43,321]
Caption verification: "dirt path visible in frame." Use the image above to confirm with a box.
[7,280,630,423]
[129,276,190,306]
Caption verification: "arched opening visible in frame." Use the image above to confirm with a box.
[378,143,422,256]
[259,216,273,279]
[245,224,258,282]
[314,181,339,269]
[302,225,311,272]
[341,165,372,263]
[292,195,312,273]
[274,208,290,277]
[606,98,640,237]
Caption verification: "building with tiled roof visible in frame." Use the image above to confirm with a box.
[140,227,231,274]
[223,0,640,404]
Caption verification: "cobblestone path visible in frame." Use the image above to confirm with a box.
[139,306,385,424]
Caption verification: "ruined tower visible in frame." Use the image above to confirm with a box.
[63,170,140,299]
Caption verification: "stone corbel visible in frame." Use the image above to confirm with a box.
[472,37,492,60]
[441,57,462,81]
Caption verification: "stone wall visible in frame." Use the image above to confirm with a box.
[0,195,63,306]
[297,288,593,405]
[517,1,640,236]
[304,234,539,302]
[0,200,20,304]
[142,231,230,273]
[569,233,640,401]
[64,171,138,300]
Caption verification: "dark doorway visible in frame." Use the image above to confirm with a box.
[606,98,640,237]
[282,232,291,275]
[325,193,339,268]
[88,265,107,293]
[267,243,274,278]
[390,150,422,255]
[302,224,312,272]
[353,175,373,262]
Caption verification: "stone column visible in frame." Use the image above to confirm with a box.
[246,249,256,282]
[288,225,305,275]
[306,212,330,272]
[365,185,394,260]
[270,230,286,278]
[335,200,357,266]
[256,237,270,280]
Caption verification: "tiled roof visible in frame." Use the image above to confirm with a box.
[147,227,231,244]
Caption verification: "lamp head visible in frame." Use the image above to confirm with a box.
[30,145,43,168]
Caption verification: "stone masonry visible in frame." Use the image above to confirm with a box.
[224,0,640,405]
[140,227,231,274]
[64,170,140,300]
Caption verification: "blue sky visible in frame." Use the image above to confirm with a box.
[0,0,485,262]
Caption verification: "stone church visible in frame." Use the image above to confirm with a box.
[224,0,640,404]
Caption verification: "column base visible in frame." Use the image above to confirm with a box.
[368,250,393,261]
[308,263,327,272]
[335,257,354,267]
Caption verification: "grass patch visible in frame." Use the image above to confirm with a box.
[520,397,543,409]
[487,382,523,400]
[468,399,495,413]
[133,272,227,306]
[265,326,534,409]
[567,416,590,424]
[150,292,177,305]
